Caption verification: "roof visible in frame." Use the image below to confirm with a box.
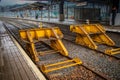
[10,2,48,11]
[10,0,113,11]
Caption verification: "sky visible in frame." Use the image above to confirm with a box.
[0,0,36,6]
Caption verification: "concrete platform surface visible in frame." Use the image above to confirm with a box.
[0,21,46,80]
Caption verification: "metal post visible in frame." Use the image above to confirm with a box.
[73,7,75,20]
[48,6,50,20]
[59,0,64,21]
[66,2,68,19]
[74,7,76,20]
[41,10,42,20]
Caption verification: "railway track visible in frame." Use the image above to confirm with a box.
[5,17,120,60]
[60,27,120,60]
[1,18,120,79]
[1,19,110,80]
[61,29,120,60]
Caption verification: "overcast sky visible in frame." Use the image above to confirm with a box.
[0,0,36,6]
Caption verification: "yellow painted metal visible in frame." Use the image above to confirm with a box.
[40,57,82,73]
[26,31,39,62]
[19,27,68,61]
[38,50,60,56]
[19,27,63,40]
[50,28,68,56]
[70,24,115,49]
[105,48,120,55]
[20,27,82,73]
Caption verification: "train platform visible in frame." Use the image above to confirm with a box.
[0,21,46,80]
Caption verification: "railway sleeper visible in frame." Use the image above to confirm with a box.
[70,24,115,50]
[19,27,82,73]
